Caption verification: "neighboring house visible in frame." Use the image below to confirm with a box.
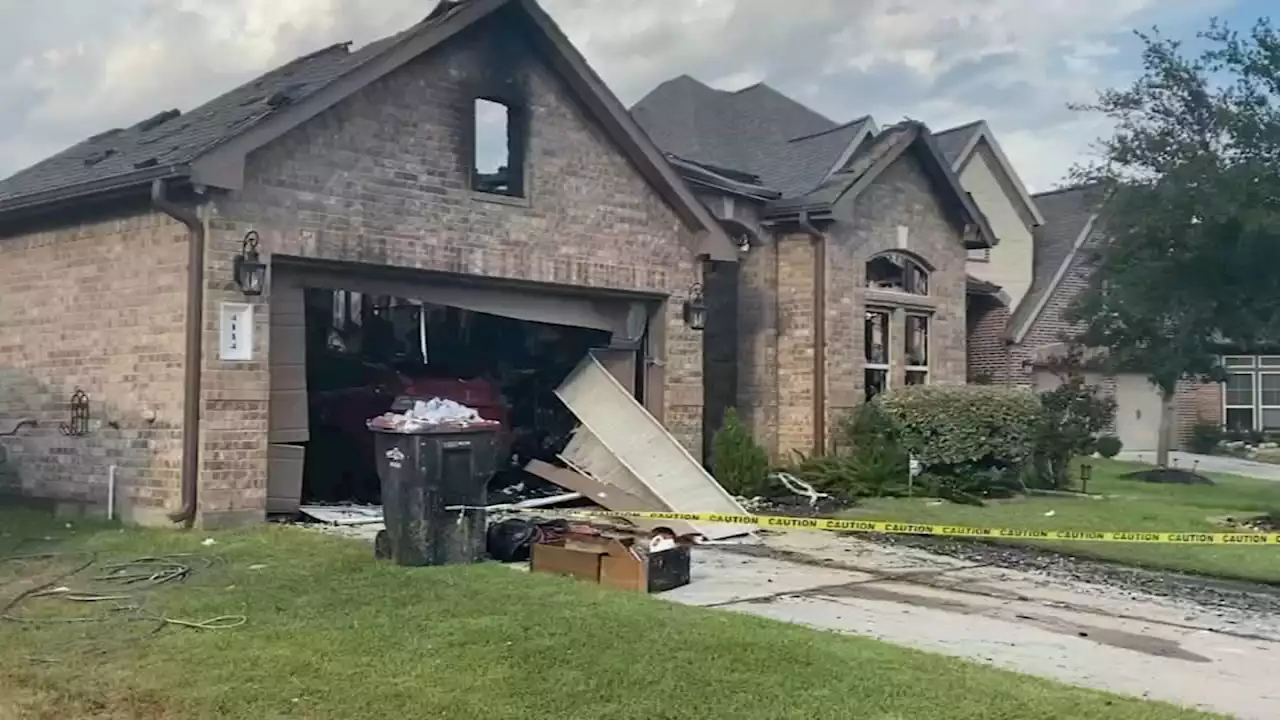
[0,0,737,527]
[631,76,996,461]
[933,120,1044,312]
[966,183,1237,450]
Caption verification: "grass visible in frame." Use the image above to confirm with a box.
[0,508,1213,719]
[844,458,1280,584]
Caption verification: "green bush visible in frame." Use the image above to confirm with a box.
[1095,435,1123,459]
[711,407,770,497]
[1189,422,1224,455]
[1031,373,1116,489]
[878,385,1041,470]
[790,403,911,501]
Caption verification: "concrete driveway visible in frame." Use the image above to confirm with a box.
[1116,450,1280,481]
[666,531,1280,719]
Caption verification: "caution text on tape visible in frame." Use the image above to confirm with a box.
[492,507,1280,545]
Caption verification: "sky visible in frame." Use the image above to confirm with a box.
[0,0,1269,193]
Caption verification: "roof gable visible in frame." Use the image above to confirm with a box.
[0,0,737,260]
[1007,184,1107,342]
[934,120,1044,227]
[766,121,998,250]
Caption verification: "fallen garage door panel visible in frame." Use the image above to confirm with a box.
[526,459,701,538]
[560,428,665,509]
[554,354,751,539]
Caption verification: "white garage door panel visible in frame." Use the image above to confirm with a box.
[1115,374,1164,451]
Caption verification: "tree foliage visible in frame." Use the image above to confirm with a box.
[1031,347,1117,489]
[1069,18,1280,464]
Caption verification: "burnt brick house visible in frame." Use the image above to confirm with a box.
[631,77,996,460]
[0,0,737,527]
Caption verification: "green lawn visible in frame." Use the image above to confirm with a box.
[844,458,1280,584]
[0,508,1213,719]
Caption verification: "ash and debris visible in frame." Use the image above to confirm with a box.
[857,532,1280,617]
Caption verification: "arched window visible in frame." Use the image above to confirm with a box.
[867,251,930,296]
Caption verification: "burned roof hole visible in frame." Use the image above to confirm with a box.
[135,109,181,133]
[266,83,308,108]
[133,157,159,169]
[83,148,117,167]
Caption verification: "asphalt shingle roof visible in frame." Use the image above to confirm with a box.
[630,75,873,198]
[932,121,983,168]
[0,3,464,208]
[767,121,917,213]
[1008,184,1106,336]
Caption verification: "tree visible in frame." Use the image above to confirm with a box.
[1069,19,1280,466]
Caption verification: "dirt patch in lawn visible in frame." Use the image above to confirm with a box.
[1121,468,1215,485]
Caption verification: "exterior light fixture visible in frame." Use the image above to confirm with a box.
[683,283,707,331]
[234,230,267,296]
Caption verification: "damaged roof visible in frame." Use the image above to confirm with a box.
[630,76,875,198]
[0,0,738,259]
[1008,184,1107,342]
[768,121,997,248]
[0,30,413,210]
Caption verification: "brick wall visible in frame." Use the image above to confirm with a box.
[0,210,189,523]
[966,295,1010,384]
[199,16,707,524]
[736,150,971,459]
[824,151,970,446]
[736,230,779,456]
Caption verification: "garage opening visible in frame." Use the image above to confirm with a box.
[296,288,626,506]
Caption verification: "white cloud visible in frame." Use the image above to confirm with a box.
[0,0,1232,191]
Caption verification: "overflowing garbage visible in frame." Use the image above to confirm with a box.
[367,397,500,433]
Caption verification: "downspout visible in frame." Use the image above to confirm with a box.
[798,211,826,456]
[151,179,204,528]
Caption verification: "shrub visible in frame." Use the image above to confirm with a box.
[1189,422,1225,455]
[788,403,911,501]
[711,407,770,498]
[1031,374,1116,489]
[1095,435,1123,458]
[878,385,1041,470]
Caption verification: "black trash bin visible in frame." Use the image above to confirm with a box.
[371,424,499,566]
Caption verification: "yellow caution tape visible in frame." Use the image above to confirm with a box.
[499,508,1280,545]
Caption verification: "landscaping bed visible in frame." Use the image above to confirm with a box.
[0,507,1213,720]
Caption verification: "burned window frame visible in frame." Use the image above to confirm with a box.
[866,251,931,296]
[469,94,528,199]
[865,308,891,402]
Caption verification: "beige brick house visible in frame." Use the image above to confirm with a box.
[631,80,996,460]
[961,177,1234,451]
[0,0,737,527]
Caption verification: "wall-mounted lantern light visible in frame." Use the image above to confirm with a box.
[683,283,707,331]
[234,231,267,296]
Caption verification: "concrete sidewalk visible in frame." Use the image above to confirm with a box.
[1117,450,1280,481]
[666,531,1280,719]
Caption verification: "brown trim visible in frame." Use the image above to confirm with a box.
[150,179,205,528]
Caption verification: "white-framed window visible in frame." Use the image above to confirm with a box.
[865,309,890,401]
[1262,373,1280,430]
[1221,356,1280,431]
[905,313,929,386]
[966,247,991,262]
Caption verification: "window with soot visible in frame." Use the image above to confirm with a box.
[472,97,526,198]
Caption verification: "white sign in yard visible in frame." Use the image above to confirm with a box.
[219,302,254,361]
